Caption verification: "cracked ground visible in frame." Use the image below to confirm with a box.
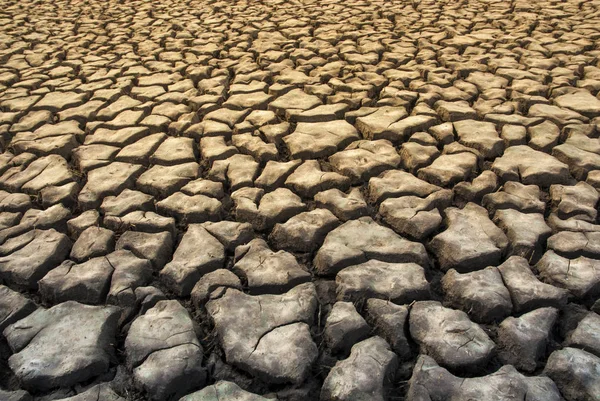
[1,0,600,400]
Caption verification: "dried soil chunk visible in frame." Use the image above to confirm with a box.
[0,229,71,289]
[4,301,120,391]
[336,259,430,304]
[441,267,512,323]
[283,120,359,159]
[180,381,269,401]
[409,301,496,371]
[150,136,196,166]
[454,119,503,159]
[70,226,115,262]
[497,307,559,372]
[565,312,600,358]
[125,300,205,401]
[314,187,368,221]
[492,145,570,186]
[368,170,442,204]
[536,251,600,299]
[268,88,322,117]
[116,231,173,270]
[323,301,370,354]
[417,151,478,187]
[136,162,200,198]
[56,383,124,401]
[101,189,154,217]
[206,283,318,384]
[544,347,600,401]
[79,162,144,208]
[407,355,563,401]
[365,299,411,359]
[329,139,401,183]
[207,154,259,191]
[0,285,36,331]
[429,203,508,272]
[320,336,398,401]
[548,231,600,259]
[497,256,568,313]
[482,181,545,215]
[233,187,306,231]
[314,217,429,276]
[355,106,408,140]
[493,209,552,261]
[379,190,452,240]
[285,160,351,198]
[156,192,222,223]
[269,209,339,252]
[232,238,310,294]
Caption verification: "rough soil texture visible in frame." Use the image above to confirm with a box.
[1,0,600,400]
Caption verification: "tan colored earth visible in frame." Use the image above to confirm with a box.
[1,0,600,400]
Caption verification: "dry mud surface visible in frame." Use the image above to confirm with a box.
[1,0,600,400]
